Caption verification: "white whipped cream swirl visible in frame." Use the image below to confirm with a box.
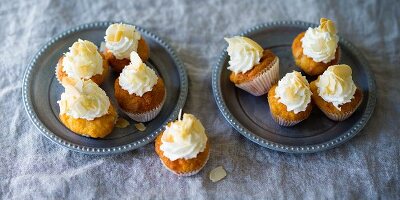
[119,52,158,96]
[105,23,141,59]
[301,18,339,63]
[62,39,103,79]
[58,79,110,120]
[160,113,207,161]
[316,64,356,110]
[275,71,312,114]
[225,36,263,74]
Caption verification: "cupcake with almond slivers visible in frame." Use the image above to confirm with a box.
[103,23,150,73]
[58,78,117,138]
[114,52,165,122]
[292,18,340,76]
[56,39,109,85]
[310,64,363,121]
[225,36,279,96]
[155,112,210,176]
[268,71,313,126]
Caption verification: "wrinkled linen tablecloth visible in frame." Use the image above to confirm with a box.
[0,0,399,199]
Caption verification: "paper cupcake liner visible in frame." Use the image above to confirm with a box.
[271,113,304,127]
[236,57,280,96]
[160,150,210,176]
[123,96,165,122]
[321,98,362,121]
[55,62,62,83]
[336,48,341,63]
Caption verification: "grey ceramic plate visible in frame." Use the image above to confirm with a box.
[212,21,376,153]
[22,22,188,154]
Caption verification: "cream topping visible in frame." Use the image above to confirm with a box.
[225,36,263,74]
[160,113,208,161]
[105,23,141,59]
[58,79,110,120]
[62,39,103,79]
[316,64,356,110]
[275,71,312,114]
[301,18,339,63]
[118,52,158,96]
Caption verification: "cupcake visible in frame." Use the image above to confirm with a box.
[56,39,109,85]
[268,71,313,126]
[58,78,117,138]
[225,36,279,96]
[114,52,165,122]
[155,112,210,176]
[292,18,340,76]
[103,23,150,73]
[310,64,363,121]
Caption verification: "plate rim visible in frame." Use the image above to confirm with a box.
[22,21,188,155]
[211,20,376,153]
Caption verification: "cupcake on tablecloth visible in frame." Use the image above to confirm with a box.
[268,71,313,126]
[155,112,210,176]
[225,36,279,96]
[56,39,109,85]
[58,78,117,138]
[114,52,165,122]
[103,23,150,73]
[310,64,363,121]
[292,18,340,76]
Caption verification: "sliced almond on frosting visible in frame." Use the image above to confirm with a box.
[326,20,336,34]
[320,18,336,34]
[209,166,227,183]
[332,64,352,77]
[130,51,143,68]
[115,117,130,128]
[320,18,328,25]
[135,123,146,131]
[113,25,124,42]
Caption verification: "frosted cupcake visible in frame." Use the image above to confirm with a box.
[103,23,150,73]
[155,112,210,176]
[114,52,165,122]
[58,78,117,138]
[225,36,279,96]
[56,39,109,85]
[310,64,363,121]
[268,71,313,126]
[292,18,340,76]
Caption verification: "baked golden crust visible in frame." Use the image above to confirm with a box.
[310,80,363,115]
[56,54,109,85]
[267,85,312,122]
[155,132,210,174]
[59,105,117,138]
[103,38,150,73]
[292,32,340,76]
[230,49,277,84]
[102,50,130,73]
[114,77,165,113]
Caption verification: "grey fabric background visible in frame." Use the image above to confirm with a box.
[1,0,399,199]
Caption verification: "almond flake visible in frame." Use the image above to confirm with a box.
[209,166,227,183]
[115,117,130,128]
[135,123,146,131]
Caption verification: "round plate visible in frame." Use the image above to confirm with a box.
[22,22,188,154]
[212,21,376,153]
